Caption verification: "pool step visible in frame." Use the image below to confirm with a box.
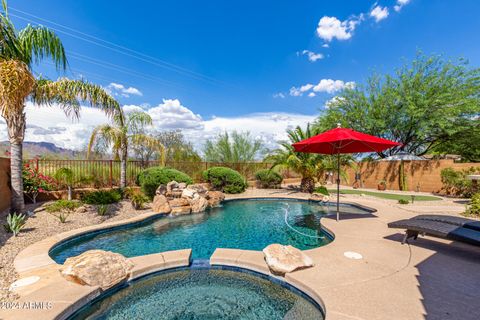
[191,259,211,269]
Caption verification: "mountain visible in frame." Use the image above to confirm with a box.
[0,141,82,159]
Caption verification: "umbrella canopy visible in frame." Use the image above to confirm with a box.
[292,127,401,154]
[292,125,401,221]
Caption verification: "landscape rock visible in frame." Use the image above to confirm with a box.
[167,181,179,192]
[152,195,171,214]
[309,193,330,203]
[187,184,208,196]
[206,191,225,207]
[263,244,314,275]
[178,182,187,189]
[190,196,208,213]
[60,250,134,290]
[181,188,197,199]
[169,198,192,215]
[155,184,167,196]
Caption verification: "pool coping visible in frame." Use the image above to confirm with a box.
[7,195,376,320]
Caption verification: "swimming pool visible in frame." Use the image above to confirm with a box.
[68,267,325,320]
[50,198,372,262]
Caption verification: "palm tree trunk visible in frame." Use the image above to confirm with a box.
[300,177,315,193]
[67,186,72,201]
[120,144,127,189]
[6,112,26,213]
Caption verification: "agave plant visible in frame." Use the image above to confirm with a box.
[3,212,26,236]
[88,111,165,188]
[0,1,121,213]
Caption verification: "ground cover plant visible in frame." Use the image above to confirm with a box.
[81,189,122,205]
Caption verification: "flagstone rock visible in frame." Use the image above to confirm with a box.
[190,196,208,213]
[206,191,225,207]
[263,244,314,275]
[152,195,171,214]
[167,181,179,192]
[60,250,134,290]
[169,198,192,215]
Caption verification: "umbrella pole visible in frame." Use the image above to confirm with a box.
[336,152,340,222]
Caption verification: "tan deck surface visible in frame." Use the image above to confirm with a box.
[2,188,479,320]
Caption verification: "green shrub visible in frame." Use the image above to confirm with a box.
[255,169,283,188]
[131,193,149,210]
[314,186,330,196]
[81,189,122,205]
[45,200,81,213]
[203,167,247,194]
[398,199,410,205]
[465,193,480,217]
[97,204,109,216]
[441,167,480,197]
[137,167,193,198]
[3,213,26,236]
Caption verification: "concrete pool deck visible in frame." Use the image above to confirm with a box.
[1,189,479,319]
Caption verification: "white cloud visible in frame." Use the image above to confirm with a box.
[106,82,142,98]
[370,5,389,22]
[273,92,285,99]
[122,104,145,113]
[301,50,324,62]
[394,0,411,12]
[322,43,329,48]
[289,79,355,97]
[0,102,111,150]
[316,15,363,42]
[200,112,317,151]
[147,99,203,130]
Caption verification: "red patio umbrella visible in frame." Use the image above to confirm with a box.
[292,124,401,221]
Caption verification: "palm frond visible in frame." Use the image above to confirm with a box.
[130,134,165,165]
[18,25,67,70]
[31,78,121,120]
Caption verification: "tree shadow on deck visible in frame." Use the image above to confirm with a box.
[385,233,480,320]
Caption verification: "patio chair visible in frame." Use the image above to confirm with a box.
[411,214,480,232]
[388,218,480,246]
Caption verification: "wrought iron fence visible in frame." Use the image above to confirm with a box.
[24,159,296,189]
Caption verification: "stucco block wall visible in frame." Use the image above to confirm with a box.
[0,157,11,213]
[343,160,479,193]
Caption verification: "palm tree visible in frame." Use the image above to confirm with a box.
[87,111,165,188]
[54,167,74,200]
[268,124,324,193]
[0,2,121,213]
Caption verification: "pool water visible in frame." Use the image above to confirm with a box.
[51,199,371,262]
[68,268,325,320]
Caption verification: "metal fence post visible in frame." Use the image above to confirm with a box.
[109,160,113,187]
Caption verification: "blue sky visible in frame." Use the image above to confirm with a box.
[2,0,480,151]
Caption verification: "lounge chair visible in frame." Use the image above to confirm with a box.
[388,217,480,246]
[411,214,480,232]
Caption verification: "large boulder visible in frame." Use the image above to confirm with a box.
[152,195,171,214]
[155,184,167,196]
[178,182,187,189]
[166,181,179,192]
[187,184,209,197]
[60,250,134,290]
[181,188,198,200]
[263,244,314,275]
[206,191,225,207]
[190,196,208,213]
[169,198,192,215]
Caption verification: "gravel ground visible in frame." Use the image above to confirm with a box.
[0,200,148,302]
